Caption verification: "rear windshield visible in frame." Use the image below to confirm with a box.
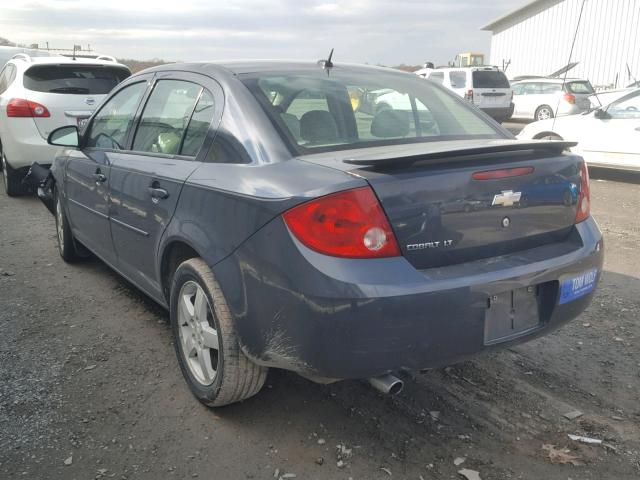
[565,81,594,94]
[472,70,510,88]
[24,65,131,95]
[241,69,502,154]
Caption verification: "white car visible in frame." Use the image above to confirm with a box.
[517,88,640,172]
[0,54,130,195]
[415,66,513,123]
[511,78,594,121]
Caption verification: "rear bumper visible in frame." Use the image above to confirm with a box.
[481,103,514,121]
[214,216,603,380]
[1,118,57,169]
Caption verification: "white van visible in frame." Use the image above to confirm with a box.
[416,66,513,123]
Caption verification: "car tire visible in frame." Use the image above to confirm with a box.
[54,188,81,262]
[535,105,554,121]
[2,151,26,197]
[170,257,268,407]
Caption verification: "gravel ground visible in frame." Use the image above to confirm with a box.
[1,171,639,480]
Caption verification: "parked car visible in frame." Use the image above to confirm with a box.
[32,61,603,406]
[0,54,130,195]
[415,66,513,122]
[518,88,640,172]
[511,78,594,121]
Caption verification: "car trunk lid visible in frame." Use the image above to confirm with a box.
[299,140,582,269]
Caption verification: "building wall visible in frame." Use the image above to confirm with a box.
[488,0,640,89]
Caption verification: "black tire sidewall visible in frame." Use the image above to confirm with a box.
[170,263,225,403]
[54,187,78,261]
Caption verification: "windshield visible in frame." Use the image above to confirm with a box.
[565,81,594,94]
[472,70,510,88]
[24,65,131,95]
[241,68,503,154]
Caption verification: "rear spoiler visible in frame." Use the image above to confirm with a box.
[343,141,577,168]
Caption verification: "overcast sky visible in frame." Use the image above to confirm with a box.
[2,0,523,65]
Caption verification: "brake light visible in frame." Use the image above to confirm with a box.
[473,167,534,180]
[6,98,50,118]
[465,90,474,102]
[564,92,576,104]
[575,161,590,223]
[282,187,401,258]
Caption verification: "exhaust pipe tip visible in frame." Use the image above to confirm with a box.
[368,374,404,395]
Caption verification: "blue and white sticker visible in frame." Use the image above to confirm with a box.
[559,268,599,305]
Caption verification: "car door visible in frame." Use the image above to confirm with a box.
[107,72,222,298]
[511,83,525,116]
[579,90,640,169]
[521,82,541,119]
[64,78,150,263]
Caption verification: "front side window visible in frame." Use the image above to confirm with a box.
[607,91,640,119]
[242,69,501,154]
[24,65,130,95]
[87,82,147,149]
[428,72,444,84]
[132,80,203,155]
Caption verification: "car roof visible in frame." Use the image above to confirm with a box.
[137,60,416,79]
[9,54,130,70]
[513,77,588,84]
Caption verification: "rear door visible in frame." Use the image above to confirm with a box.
[22,63,130,138]
[579,90,640,169]
[472,69,511,109]
[107,72,222,297]
[65,78,150,263]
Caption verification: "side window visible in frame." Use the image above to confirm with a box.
[512,84,524,95]
[541,83,562,94]
[87,82,147,149]
[522,83,540,95]
[428,72,444,84]
[449,71,466,89]
[132,80,202,155]
[607,91,640,119]
[180,89,216,157]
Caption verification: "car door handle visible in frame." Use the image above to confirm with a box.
[92,172,107,183]
[148,187,169,201]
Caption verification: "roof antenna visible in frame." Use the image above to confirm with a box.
[318,48,335,70]
[553,0,585,130]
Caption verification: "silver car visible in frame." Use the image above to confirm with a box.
[511,78,594,121]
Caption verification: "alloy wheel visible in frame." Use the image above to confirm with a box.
[537,107,552,120]
[177,281,219,386]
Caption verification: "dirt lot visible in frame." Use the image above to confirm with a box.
[1,171,639,480]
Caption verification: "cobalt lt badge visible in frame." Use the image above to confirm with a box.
[84,97,96,106]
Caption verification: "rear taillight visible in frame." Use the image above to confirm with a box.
[465,90,474,102]
[564,92,576,104]
[473,167,534,180]
[6,98,50,118]
[283,187,401,258]
[575,161,590,223]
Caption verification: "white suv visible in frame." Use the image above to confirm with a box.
[0,54,130,195]
[415,66,513,123]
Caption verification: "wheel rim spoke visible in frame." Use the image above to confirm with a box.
[196,345,215,383]
[201,324,219,350]
[193,288,208,322]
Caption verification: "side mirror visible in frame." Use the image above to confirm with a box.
[594,108,610,119]
[48,125,79,147]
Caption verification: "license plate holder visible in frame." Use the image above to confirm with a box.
[484,287,540,344]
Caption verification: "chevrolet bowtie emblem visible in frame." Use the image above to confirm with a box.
[492,190,522,207]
